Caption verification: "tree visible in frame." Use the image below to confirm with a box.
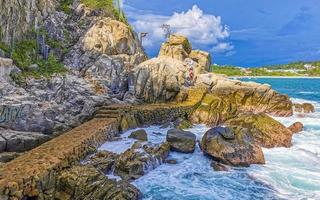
[160,24,172,39]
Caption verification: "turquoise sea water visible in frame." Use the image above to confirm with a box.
[101,78,320,200]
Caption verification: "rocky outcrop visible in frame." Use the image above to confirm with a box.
[0,0,56,44]
[288,122,304,134]
[159,34,211,76]
[129,129,148,141]
[166,129,197,153]
[114,142,170,180]
[201,127,265,167]
[226,113,293,148]
[85,150,119,174]
[293,103,315,113]
[66,17,147,69]
[191,75,293,125]
[133,57,188,102]
[0,128,50,152]
[55,165,141,200]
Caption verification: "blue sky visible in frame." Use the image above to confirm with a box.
[123,0,320,67]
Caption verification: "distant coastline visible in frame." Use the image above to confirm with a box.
[230,76,320,79]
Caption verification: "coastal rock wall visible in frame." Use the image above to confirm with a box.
[0,87,207,199]
[0,0,56,44]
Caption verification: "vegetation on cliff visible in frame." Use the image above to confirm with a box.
[211,61,320,77]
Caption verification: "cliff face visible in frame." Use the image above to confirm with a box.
[0,0,56,44]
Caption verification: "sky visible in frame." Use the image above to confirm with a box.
[123,0,320,67]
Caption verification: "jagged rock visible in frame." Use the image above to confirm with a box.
[0,0,56,44]
[201,127,265,167]
[115,142,170,180]
[0,129,51,152]
[82,19,141,56]
[56,165,141,200]
[166,129,196,153]
[173,118,193,129]
[190,93,238,126]
[189,50,211,73]
[191,75,293,125]
[226,113,293,148]
[158,34,211,77]
[128,129,148,141]
[86,151,119,173]
[288,122,304,133]
[210,161,229,171]
[159,34,192,61]
[293,103,315,113]
[133,57,188,102]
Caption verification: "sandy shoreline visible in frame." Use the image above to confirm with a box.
[229,76,320,79]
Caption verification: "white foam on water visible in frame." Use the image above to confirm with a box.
[97,97,320,199]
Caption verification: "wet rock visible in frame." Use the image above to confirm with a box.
[115,142,170,180]
[293,103,315,113]
[56,165,141,200]
[86,151,119,173]
[201,126,265,167]
[164,159,178,164]
[210,161,229,171]
[166,129,196,153]
[129,129,148,141]
[288,122,304,134]
[173,118,193,129]
[226,113,293,148]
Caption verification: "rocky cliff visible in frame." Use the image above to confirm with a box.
[0,0,147,155]
[0,0,56,44]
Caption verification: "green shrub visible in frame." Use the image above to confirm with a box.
[58,0,74,15]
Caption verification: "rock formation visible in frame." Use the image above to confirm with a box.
[166,129,197,153]
[288,122,304,133]
[293,103,315,113]
[226,113,293,148]
[201,127,265,167]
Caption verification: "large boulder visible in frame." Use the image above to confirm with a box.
[159,34,192,61]
[166,129,197,153]
[133,57,188,102]
[128,129,148,141]
[288,122,304,134]
[201,127,265,167]
[158,34,211,77]
[226,113,293,148]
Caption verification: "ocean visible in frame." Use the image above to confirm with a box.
[100,78,320,200]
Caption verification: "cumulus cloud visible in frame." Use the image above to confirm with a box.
[127,5,232,53]
[211,42,234,53]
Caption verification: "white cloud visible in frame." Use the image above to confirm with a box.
[211,42,234,53]
[127,5,232,52]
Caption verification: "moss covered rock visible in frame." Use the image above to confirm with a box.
[226,113,293,148]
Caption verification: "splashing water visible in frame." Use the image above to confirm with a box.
[98,78,320,199]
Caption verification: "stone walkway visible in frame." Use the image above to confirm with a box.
[0,87,208,199]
